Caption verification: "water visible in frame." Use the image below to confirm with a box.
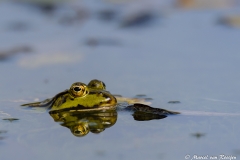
[1,1,240,160]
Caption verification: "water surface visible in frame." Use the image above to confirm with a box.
[1,1,240,160]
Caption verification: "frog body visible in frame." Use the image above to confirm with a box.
[22,81,117,111]
[22,79,178,115]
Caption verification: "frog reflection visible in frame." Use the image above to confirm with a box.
[49,106,168,137]
[22,79,179,137]
[49,110,117,137]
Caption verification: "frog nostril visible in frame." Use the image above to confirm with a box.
[74,87,81,92]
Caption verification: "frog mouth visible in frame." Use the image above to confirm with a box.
[49,104,117,113]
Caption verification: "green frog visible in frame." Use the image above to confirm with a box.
[22,79,179,137]
[22,79,179,115]
[22,80,117,112]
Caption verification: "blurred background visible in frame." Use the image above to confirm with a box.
[1,0,240,160]
[1,0,240,100]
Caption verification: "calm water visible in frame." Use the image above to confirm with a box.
[1,1,240,160]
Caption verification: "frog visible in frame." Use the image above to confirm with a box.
[22,81,117,112]
[22,79,179,115]
[21,79,179,137]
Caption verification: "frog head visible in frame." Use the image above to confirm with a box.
[51,81,117,111]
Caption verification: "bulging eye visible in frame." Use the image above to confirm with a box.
[74,87,81,92]
[70,82,89,97]
[71,125,89,137]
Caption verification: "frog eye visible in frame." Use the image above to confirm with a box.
[70,83,88,97]
[88,79,106,90]
[71,125,89,137]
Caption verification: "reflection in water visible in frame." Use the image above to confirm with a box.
[49,109,117,137]
[48,105,174,137]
